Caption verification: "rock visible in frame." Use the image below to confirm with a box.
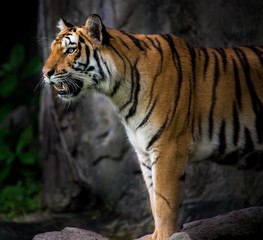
[134,234,152,240]
[32,207,263,240]
[181,162,263,223]
[169,207,263,240]
[33,227,109,240]
[168,233,191,240]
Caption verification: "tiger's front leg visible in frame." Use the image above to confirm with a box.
[150,144,187,240]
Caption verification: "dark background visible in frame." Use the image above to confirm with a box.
[1,1,263,240]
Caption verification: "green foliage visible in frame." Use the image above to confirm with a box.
[22,56,42,79]
[0,73,18,98]
[0,181,41,220]
[0,43,42,219]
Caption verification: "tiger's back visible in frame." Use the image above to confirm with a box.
[190,46,263,166]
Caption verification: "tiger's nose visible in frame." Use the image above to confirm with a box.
[42,69,55,78]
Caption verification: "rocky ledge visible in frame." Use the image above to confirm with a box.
[33,227,110,240]
[33,207,263,240]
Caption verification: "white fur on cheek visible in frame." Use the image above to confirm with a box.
[62,33,79,49]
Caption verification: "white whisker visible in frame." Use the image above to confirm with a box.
[35,77,46,93]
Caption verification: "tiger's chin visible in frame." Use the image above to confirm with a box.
[53,78,84,102]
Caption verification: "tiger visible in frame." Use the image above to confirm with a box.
[42,14,263,240]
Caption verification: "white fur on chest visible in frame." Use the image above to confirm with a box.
[125,125,152,154]
[125,123,155,190]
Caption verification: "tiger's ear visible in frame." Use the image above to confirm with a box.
[85,14,108,45]
[57,18,73,32]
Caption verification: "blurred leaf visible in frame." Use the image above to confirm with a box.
[0,181,41,219]
[0,69,5,77]
[1,63,12,72]
[0,145,15,161]
[9,44,24,70]
[16,125,33,155]
[18,152,35,165]
[0,73,17,98]
[0,164,12,182]
[0,128,11,140]
[21,56,41,79]
[0,104,12,122]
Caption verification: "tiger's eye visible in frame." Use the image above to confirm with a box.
[65,47,76,55]
[68,48,75,53]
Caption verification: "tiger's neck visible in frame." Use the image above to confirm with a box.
[104,29,150,127]
[98,29,195,154]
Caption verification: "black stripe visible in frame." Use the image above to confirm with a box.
[151,156,160,166]
[118,36,130,49]
[215,48,227,71]
[233,48,253,97]
[200,47,209,79]
[120,30,144,51]
[107,43,127,98]
[78,32,93,45]
[102,58,111,77]
[244,128,254,152]
[155,190,172,209]
[146,36,163,56]
[56,32,72,43]
[108,43,135,111]
[198,114,202,137]
[248,46,263,67]
[186,44,196,127]
[188,44,196,84]
[74,41,82,60]
[209,52,220,139]
[160,34,183,126]
[141,162,151,171]
[246,47,263,143]
[93,49,104,78]
[234,47,263,143]
[108,43,126,66]
[232,103,240,146]
[179,172,186,182]
[146,36,155,47]
[147,110,170,150]
[125,59,140,121]
[108,42,128,84]
[231,57,242,109]
[161,34,180,70]
[218,119,226,154]
[110,80,121,97]
[79,35,85,44]
[119,62,134,112]
[77,44,90,70]
[256,108,263,144]
[65,36,76,46]
[146,37,163,109]
[85,45,90,69]
[136,97,157,130]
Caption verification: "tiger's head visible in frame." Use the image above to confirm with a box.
[42,14,112,101]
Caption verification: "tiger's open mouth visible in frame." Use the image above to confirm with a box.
[53,79,83,98]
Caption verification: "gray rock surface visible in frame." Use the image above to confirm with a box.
[170,207,263,240]
[33,227,110,240]
[168,233,191,240]
[33,207,263,240]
